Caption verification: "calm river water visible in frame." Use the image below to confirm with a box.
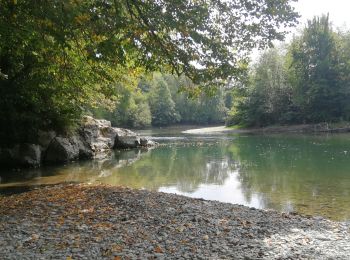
[1,126,350,221]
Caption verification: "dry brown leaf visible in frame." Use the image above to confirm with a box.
[111,244,124,252]
[154,245,163,253]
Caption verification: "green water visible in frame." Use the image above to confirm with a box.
[1,127,350,221]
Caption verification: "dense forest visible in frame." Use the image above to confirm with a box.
[1,1,348,140]
[227,15,350,127]
[0,0,298,145]
[92,15,350,129]
[92,73,228,128]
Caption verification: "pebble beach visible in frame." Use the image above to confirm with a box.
[0,184,349,259]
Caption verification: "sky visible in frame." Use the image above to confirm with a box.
[291,0,350,33]
[251,0,350,60]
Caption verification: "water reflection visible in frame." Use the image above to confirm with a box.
[0,149,151,188]
[99,141,234,193]
[229,134,350,220]
[1,132,350,221]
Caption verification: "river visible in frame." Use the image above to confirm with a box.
[1,126,350,221]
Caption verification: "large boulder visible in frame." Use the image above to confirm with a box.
[74,136,94,160]
[44,137,78,164]
[140,137,157,147]
[17,144,41,167]
[79,116,151,150]
[0,144,41,168]
[43,136,93,164]
[37,130,56,152]
[79,116,110,143]
[80,116,118,154]
[114,128,141,149]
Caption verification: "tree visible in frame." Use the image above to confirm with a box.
[0,0,299,144]
[161,74,227,124]
[337,30,350,120]
[227,15,350,127]
[288,15,345,122]
[194,90,227,124]
[149,74,180,126]
[253,47,295,124]
[93,85,151,128]
[227,47,293,126]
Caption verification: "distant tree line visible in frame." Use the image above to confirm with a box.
[93,73,228,128]
[226,15,350,127]
[96,15,350,129]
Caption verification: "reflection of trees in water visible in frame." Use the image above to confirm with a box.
[84,141,235,193]
[229,135,350,220]
[118,143,235,193]
[176,155,234,193]
[12,142,236,193]
[0,149,150,187]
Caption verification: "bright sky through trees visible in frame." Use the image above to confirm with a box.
[251,0,350,60]
[293,0,350,29]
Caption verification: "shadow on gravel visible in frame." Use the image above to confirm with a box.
[0,182,80,196]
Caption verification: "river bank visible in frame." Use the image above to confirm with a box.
[183,123,350,135]
[1,184,349,259]
[0,116,156,169]
[244,123,350,134]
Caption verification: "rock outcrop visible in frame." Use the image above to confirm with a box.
[0,144,42,168]
[79,116,117,154]
[43,136,93,164]
[114,128,140,149]
[0,116,156,168]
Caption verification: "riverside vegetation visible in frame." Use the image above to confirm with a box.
[1,1,350,259]
[1,2,349,142]
[0,0,298,146]
[226,15,350,127]
[90,15,350,131]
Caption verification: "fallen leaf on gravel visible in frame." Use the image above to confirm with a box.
[176,226,185,232]
[241,220,251,228]
[154,245,163,253]
[111,244,124,252]
[31,234,39,240]
[184,223,193,227]
[219,218,229,225]
[79,208,94,213]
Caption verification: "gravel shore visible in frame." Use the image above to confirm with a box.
[1,184,349,259]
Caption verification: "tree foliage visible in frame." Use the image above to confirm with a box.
[93,73,228,128]
[92,83,152,128]
[0,0,298,144]
[227,15,350,127]
[289,15,350,122]
[163,75,227,125]
[228,48,294,126]
[149,74,180,126]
